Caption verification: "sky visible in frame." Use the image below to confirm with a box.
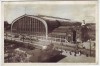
[4,2,97,24]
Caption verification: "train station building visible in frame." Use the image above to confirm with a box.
[11,14,91,43]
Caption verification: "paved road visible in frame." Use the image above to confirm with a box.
[54,44,95,57]
[4,36,95,57]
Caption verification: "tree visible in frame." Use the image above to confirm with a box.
[4,21,11,31]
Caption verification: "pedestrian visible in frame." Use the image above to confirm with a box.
[69,51,72,55]
[80,50,82,55]
[66,50,67,53]
[86,54,88,57]
[74,51,76,56]
[79,51,81,56]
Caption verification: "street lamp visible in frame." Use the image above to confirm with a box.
[89,39,92,56]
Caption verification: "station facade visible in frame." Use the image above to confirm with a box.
[11,14,83,43]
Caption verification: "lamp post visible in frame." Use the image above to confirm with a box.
[5,32,8,39]
[30,36,32,43]
[89,39,91,56]
[22,35,25,42]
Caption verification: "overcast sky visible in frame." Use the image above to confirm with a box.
[4,2,97,24]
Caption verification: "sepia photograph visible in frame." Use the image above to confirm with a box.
[2,1,98,64]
